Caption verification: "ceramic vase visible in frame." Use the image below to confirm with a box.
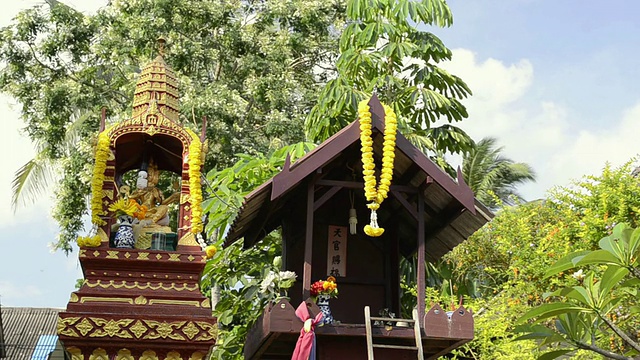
[114,214,136,249]
[316,294,334,325]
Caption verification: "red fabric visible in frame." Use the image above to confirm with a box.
[291,302,323,360]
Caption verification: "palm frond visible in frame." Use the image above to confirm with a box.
[11,157,54,211]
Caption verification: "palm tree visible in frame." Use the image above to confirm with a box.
[11,110,93,211]
[462,137,536,209]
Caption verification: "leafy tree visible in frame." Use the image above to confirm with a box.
[201,142,313,359]
[305,0,474,155]
[462,137,536,209]
[516,223,640,359]
[0,0,344,251]
[432,160,640,359]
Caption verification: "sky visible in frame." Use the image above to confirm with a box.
[1,0,640,308]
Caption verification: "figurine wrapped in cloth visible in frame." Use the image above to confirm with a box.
[128,160,180,249]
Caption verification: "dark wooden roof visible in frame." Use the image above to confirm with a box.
[225,95,493,260]
[0,307,62,360]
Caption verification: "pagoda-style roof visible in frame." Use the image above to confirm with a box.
[225,96,492,261]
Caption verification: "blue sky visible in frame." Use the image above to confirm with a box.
[2,0,640,308]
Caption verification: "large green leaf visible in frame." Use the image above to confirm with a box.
[544,251,590,278]
[517,303,589,324]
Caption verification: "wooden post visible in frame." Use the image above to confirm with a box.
[200,116,207,142]
[417,191,426,326]
[302,180,315,299]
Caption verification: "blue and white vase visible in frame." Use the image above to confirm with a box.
[316,294,334,325]
[114,214,135,249]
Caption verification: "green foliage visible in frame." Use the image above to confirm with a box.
[0,0,344,251]
[201,142,313,359]
[515,223,640,359]
[462,137,537,209]
[437,160,640,359]
[305,0,473,155]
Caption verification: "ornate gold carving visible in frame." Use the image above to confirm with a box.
[181,322,200,340]
[180,193,191,204]
[102,189,114,200]
[97,228,109,243]
[91,318,134,338]
[129,320,148,338]
[194,321,217,341]
[84,279,199,290]
[58,316,81,337]
[201,298,211,308]
[59,316,215,342]
[140,350,158,360]
[189,352,205,360]
[138,252,150,260]
[124,252,131,259]
[156,254,163,260]
[187,255,195,261]
[80,297,134,305]
[135,295,148,305]
[76,318,94,336]
[106,250,119,259]
[116,349,134,360]
[168,253,181,261]
[178,233,198,246]
[79,249,87,257]
[70,293,79,303]
[143,320,186,340]
[89,348,108,360]
[93,251,100,257]
[165,351,183,360]
[67,347,84,360]
[148,299,200,307]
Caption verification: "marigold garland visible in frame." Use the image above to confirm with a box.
[186,130,204,235]
[358,99,397,237]
[90,129,111,226]
[77,235,102,248]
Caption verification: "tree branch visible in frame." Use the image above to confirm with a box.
[575,341,633,360]
[600,313,640,353]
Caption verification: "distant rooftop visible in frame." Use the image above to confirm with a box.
[0,307,63,360]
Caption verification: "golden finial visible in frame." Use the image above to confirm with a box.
[157,36,167,56]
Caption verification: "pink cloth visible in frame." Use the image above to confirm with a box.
[291,301,324,360]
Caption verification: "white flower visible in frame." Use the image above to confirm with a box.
[279,271,297,281]
[572,269,585,281]
[260,271,277,293]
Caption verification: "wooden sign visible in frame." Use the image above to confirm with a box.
[327,225,347,277]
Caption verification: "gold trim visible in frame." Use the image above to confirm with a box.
[140,350,158,360]
[86,280,199,291]
[138,252,150,260]
[168,253,181,261]
[70,293,79,303]
[116,349,134,360]
[106,250,119,259]
[80,297,134,305]
[89,348,108,360]
[135,295,148,305]
[67,347,84,360]
[148,299,200,307]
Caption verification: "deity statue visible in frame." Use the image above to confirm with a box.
[127,160,180,249]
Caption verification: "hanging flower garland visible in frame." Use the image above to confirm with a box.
[186,130,204,236]
[358,99,397,237]
[90,129,111,226]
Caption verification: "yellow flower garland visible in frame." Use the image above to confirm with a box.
[358,99,397,237]
[90,129,111,226]
[186,130,204,235]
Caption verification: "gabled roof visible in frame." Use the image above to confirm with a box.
[0,307,62,360]
[225,96,493,260]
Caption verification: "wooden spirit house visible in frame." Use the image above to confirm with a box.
[57,47,216,360]
[226,96,492,359]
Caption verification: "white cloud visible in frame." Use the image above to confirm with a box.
[440,48,640,201]
[0,280,42,302]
